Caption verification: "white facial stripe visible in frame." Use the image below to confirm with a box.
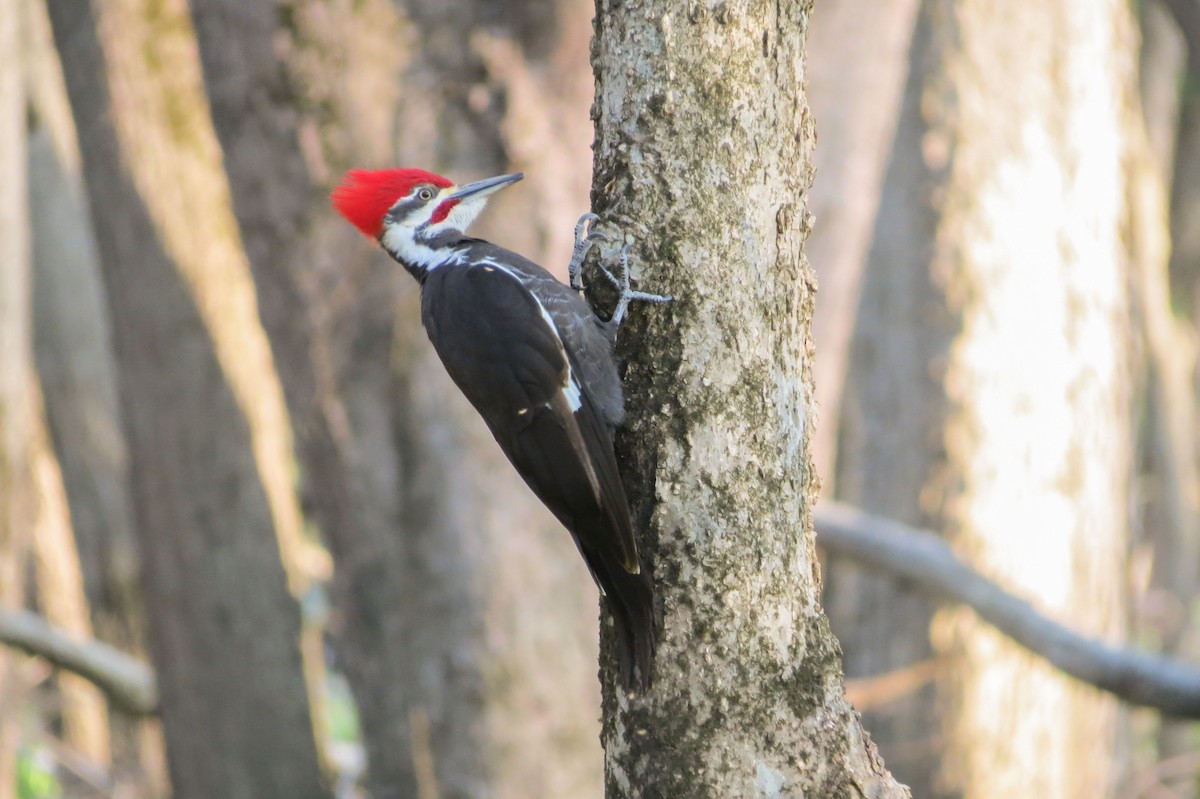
[482,260,582,414]
[381,227,466,271]
[380,187,490,273]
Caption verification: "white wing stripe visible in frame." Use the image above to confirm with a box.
[381,228,468,271]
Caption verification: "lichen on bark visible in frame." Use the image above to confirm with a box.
[589,1,908,796]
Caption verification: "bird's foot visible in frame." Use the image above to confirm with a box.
[568,213,608,292]
[596,244,673,326]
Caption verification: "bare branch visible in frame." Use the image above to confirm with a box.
[815,502,1200,717]
[0,606,156,716]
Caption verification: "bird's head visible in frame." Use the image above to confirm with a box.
[331,168,523,249]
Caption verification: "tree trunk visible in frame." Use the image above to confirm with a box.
[1168,4,1200,320]
[828,7,953,794]
[182,0,442,793]
[0,0,33,792]
[393,2,605,796]
[936,4,1134,796]
[25,1,162,787]
[1139,0,1186,174]
[29,384,112,770]
[1133,2,1200,787]
[839,1,1137,796]
[45,1,330,796]
[806,0,922,483]
[189,0,607,794]
[590,3,908,796]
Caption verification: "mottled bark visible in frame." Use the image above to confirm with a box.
[591,3,907,796]
[45,0,330,796]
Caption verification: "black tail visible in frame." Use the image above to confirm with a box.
[595,555,656,692]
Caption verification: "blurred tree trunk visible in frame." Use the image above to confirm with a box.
[182,0,452,793]
[45,0,331,796]
[393,2,604,796]
[933,4,1134,796]
[30,384,111,770]
[806,0,921,483]
[24,0,163,789]
[829,7,952,794]
[809,2,946,793]
[1135,1,1200,788]
[1139,0,1186,172]
[1128,117,1200,799]
[396,0,597,274]
[1167,2,1200,318]
[590,2,907,796]
[0,0,33,792]
[188,0,603,795]
[839,1,1137,796]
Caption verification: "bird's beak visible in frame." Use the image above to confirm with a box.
[448,172,524,201]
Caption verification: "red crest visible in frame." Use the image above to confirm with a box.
[331,168,453,238]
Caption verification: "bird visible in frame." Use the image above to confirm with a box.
[330,167,670,691]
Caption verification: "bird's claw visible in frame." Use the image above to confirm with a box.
[599,244,673,326]
[568,216,671,324]
[569,213,610,291]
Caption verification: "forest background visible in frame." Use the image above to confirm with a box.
[2,0,1199,797]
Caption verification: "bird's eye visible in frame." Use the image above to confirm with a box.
[418,188,433,201]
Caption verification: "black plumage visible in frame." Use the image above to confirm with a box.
[332,168,658,690]
[421,241,655,690]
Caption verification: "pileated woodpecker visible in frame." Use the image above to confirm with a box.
[331,168,669,690]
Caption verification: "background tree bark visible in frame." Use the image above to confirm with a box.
[29,387,111,772]
[590,2,908,796]
[188,0,604,794]
[1166,1,1200,320]
[933,3,1134,795]
[392,2,605,796]
[0,0,34,792]
[45,0,330,795]
[24,0,162,788]
[1133,1,1200,786]
[1141,3,1200,788]
[834,1,1138,796]
[806,0,921,483]
[827,6,952,792]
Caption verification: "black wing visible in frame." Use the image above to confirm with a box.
[421,263,655,688]
[421,263,639,574]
